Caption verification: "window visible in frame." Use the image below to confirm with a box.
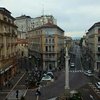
[98,37,100,42]
[4,17,7,22]
[98,28,100,34]
[98,47,100,52]
[52,38,54,43]
[49,38,51,43]
[45,38,48,43]
[52,46,54,51]
[49,46,51,51]
[45,46,48,52]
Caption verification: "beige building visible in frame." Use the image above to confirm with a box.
[0,8,18,86]
[86,22,100,72]
[28,23,65,70]
[15,15,29,58]
[15,15,57,58]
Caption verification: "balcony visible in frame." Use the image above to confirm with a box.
[44,50,56,53]
[98,41,100,45]
[44,43,55,45]
[96,52,100,54]
[96,57,100,62]
[0,19,17,28]
[43,57,56,61]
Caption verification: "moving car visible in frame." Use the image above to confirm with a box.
[95,82,100,89]
[84,70,94,76]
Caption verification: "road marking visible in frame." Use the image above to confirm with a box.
[88,82,100,98]
[23,87,28,97]
[48,97,57,100]
[69,70,83,72]
[90,95,95,100]
[0,91,9,94]
[5,72,26,99]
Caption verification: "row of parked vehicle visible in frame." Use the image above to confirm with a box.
[25,69,54,88]
[84,70,100,89]
[70,62,100,90]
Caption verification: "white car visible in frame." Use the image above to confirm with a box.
[47,72,54,78]
[70,63,75,68]
[47,71,53,76]
[84,70,94,76]
[95,82,100,89]
[41,75,52,81]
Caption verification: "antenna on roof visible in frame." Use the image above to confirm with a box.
[42,1,45,25]
[42,3,44,16]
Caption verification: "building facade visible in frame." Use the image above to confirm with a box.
[15,15,57,58]
[86,22,100,72]
[31,15,57,29]
[15,15,30,58]
[0,8,18,86]
[28,23,64,71]
[64,36,72,50]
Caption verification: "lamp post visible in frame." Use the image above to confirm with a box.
[28,56,32,70]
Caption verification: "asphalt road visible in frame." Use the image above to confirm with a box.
[1,44,100,100]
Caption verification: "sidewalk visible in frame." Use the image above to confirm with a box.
[0,70,25,100]
[94,72,100,81]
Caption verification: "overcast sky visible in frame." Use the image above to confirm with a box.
[0,0,100,38]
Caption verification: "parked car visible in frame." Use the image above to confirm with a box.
[47,71,53,75]
[84,70,94,76]
[70,62,75,68]
[47,71,54,78]
[95,82,100,89]
[41,75,52,81]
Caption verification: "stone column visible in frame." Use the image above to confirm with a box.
[65,47,70,90]
[43,61,45,71]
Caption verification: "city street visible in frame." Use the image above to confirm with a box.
[1,2,100,100]
[0,44,100,100]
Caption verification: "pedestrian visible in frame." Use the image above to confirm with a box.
[8,82,10,87]
[0,86,2,91]
[35,89,41,96]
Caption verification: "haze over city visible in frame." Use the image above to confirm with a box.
[1,0,100,38]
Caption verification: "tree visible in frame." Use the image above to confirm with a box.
[79,38,83,47]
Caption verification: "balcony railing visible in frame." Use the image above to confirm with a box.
[44,51,55,53]
[96,57,100,61]
[43,57,56,61]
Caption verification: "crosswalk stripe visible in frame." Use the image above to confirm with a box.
[69,70,83,72]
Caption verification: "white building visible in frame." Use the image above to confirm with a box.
[31,15,57,29]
